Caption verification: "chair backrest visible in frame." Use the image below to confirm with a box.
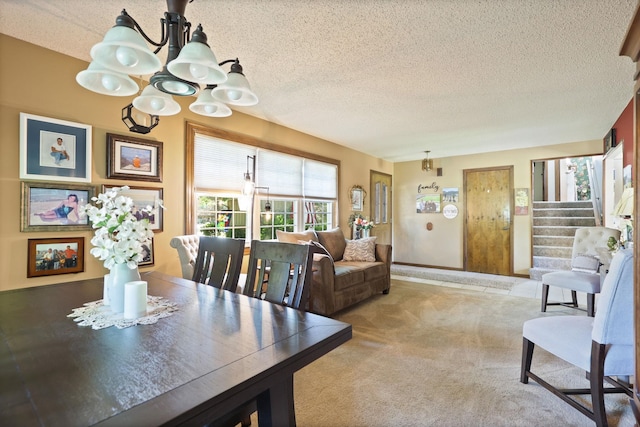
[169,235,200,279]
[192,236,245,292]
[592,248,634,346]
[570,227,620,271]
[244,240,314,310]
[571,227,620,259]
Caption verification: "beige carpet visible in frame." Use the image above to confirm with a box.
[291,279,635,427]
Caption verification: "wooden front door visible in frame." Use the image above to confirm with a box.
[464,166,513,275]
[370,170,392,245]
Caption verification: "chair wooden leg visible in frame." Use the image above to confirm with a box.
[570,290,578,307]
[541,284,549,312]
[520,337,535,384]
[590,341,608,427]
[587,293,595,317]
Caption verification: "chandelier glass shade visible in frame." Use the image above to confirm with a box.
[76,0,258,130]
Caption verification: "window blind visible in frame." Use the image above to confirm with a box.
[194,132,337,199]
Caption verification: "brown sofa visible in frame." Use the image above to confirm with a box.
[277,228,392,316]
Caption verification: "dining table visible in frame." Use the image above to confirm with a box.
[0,271,352,426]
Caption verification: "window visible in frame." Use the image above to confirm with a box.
[196,194,246,238]
[187,124,339,240]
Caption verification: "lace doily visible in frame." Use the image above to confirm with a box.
[68,296,178,330]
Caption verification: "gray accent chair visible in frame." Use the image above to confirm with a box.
[522,248,634,427]
[541,226,620,317]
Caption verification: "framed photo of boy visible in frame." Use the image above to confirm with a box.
[107,133,163,182]
[27,237,85,278]
[21,181,95,232]
[102,185,164,232]
[19,113,92,183]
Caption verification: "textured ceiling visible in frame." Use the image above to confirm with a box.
[0,0,637,162]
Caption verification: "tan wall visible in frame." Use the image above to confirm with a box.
[393,141,603,275]
[0,34,392,291]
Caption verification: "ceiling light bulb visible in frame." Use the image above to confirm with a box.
[189,63,208,80]
[226,90,242,101]
[150,98,166,111]
[204,104,218,114]
[101,74,121,92]
[162,80,191,95]
[115,46,139,67]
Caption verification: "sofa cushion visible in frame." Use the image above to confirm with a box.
[343,237,377,262]
[316,228,347,261]
[276,229,318,244]
[333,264,365,292]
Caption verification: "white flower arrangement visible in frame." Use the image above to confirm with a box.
[80,186,156,270]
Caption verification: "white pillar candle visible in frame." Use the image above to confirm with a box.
[124,280,148,320]
[103,273,111,306]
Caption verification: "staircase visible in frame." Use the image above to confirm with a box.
[529,200,597,280]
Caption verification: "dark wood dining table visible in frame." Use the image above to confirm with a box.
[0,271,352,426]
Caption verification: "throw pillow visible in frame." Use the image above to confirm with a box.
[316,227,347,261]
[343,237,377,262]
[276,229,318,244]
[571,254,600,273]
[298,240,334,266]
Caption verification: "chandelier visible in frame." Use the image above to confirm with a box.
[76,0,258,132]
[421,150,433,172]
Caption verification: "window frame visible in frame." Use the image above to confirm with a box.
[186,123,340,236]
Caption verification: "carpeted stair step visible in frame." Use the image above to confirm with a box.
[533,245,572,258]
[533,235,574,247]
[532,226,580,236]
[533,217,597,227]
[532,255,572,271]
[532,201,594,209]
[532,208,594,218]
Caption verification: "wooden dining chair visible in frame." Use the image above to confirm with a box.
[210,241,315,427]
[243,240,314,310]
[191,236,245,292]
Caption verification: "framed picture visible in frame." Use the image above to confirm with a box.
[515,188,530,215]
[139,238,154,267]
[21,181,95,232]
[350,185,366,211]
[19,113,92,183]
[27,237,84,278]
[442,187,459,203]
[604,128,616,154]
[102,185,164,232]
[107,133,163,182]
[416,194,441,213]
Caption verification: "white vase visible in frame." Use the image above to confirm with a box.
[362,228,370,238]
[109,263,140,314]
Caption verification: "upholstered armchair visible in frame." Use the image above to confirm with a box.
[169,235,200,280]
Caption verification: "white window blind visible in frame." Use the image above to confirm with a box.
[257,150,303,196]
[194,135,255,191]
[194,132,337,198]
[304,159,337,199]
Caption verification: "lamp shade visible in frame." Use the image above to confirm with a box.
[167,40,228,85]
[90,25,162,75]
[211,71,259,106]
[132,85,181,116]
[189,88,232,117]
[76,61,139,96]
[612,187,634,217]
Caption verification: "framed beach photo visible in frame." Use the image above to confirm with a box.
[27,237,85,278]
[107,133,163,182]
[19,113,92,183]
[102,185,164,232]
[21,181,95,232]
